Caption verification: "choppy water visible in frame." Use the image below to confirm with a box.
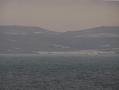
[0,56,119,90]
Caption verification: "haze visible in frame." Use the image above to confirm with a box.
[0,0,119,31]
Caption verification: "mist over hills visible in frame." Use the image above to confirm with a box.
[0,25,119,53]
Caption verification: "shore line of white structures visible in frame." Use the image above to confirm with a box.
[37,50,116,56]
[0,50,118,56]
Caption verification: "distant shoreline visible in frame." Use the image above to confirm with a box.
[0,53,118,57]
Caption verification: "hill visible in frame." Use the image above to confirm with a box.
[0,26,119,53]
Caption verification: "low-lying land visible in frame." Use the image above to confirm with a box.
[0,49,119,57]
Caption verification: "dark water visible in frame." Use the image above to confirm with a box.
[0,56,119,90]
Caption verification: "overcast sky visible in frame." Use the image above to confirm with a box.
[0,0,119,31]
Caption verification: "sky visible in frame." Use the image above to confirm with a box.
[0,0,119,31]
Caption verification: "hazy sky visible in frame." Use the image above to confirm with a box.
[0,0,119,31]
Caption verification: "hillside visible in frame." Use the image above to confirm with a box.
[0,26,119,53]
[59,26,119,50]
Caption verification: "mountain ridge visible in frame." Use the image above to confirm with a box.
[0,25,119,53]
